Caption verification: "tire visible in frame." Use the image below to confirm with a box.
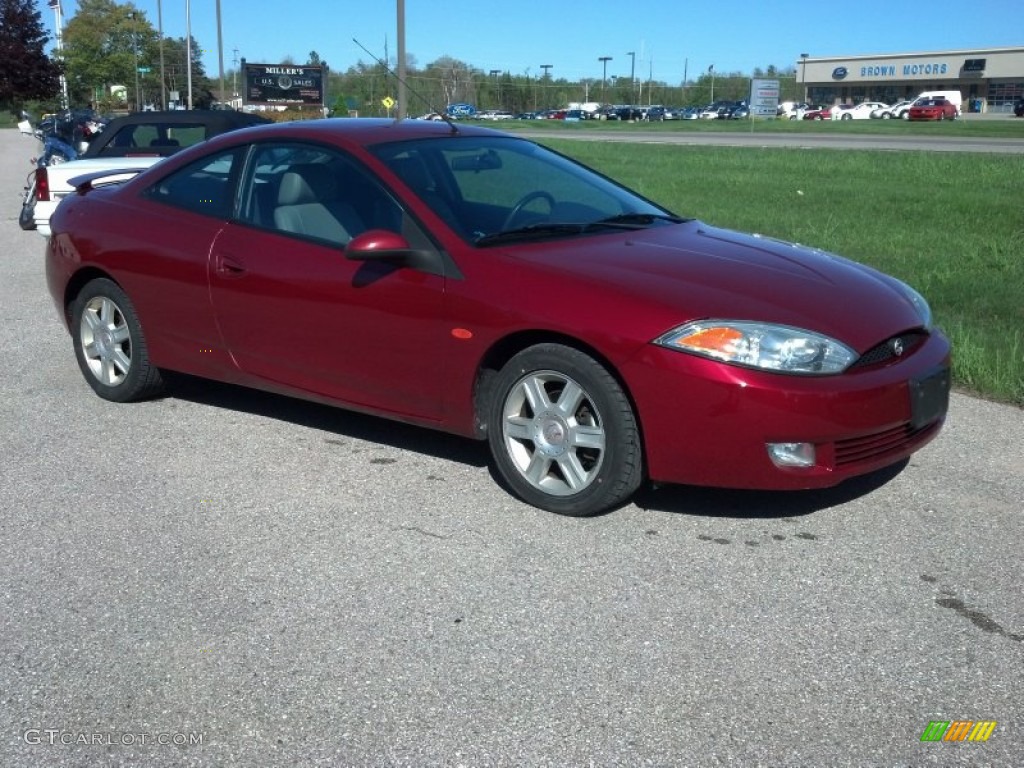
[882,113,891,119]
[18,200,36,230]
[70,278,164,402]
[841,113,852,120]
[487,344,643,516]
[901,111,909,120]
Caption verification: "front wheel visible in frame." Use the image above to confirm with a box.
[487,344,643,516]
[70,278,165,402]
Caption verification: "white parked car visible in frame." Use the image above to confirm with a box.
[876,100,914,119]
[833,102,890,120]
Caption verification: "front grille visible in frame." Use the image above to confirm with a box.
[835,420,937,467]
[850,330,927,369]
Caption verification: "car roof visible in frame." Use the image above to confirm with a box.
[82,110,272,158]
[162,117,510,159]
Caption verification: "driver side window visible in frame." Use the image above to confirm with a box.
[239,144,402,246]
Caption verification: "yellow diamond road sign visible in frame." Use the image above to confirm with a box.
[382,96,395,109]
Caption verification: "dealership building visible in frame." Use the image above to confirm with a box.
[796,46,1024,112]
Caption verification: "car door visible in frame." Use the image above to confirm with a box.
[208,142,449,422]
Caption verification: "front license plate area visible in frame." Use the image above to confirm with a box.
[910,366,951,429]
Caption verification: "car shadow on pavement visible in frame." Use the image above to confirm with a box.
[162,372,490,469]
[164,372,908,518]
[631,460,909,518]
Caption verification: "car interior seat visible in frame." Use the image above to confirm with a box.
[273,164,363,244]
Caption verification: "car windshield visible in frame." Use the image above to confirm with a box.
[368,135,681,246]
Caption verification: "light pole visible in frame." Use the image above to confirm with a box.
[51,0,69,109]
[490,69,501,109]
[799,53,809,103]
[709,63,715,103]
[157,0,166,109]
[626,51,635,104]
[185,0,193,109]
[598,56,612,102]
[128,11,140,110]
[540,64,552,110]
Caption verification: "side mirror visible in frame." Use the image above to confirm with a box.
[344,229,447,277]
[344,229,414,261]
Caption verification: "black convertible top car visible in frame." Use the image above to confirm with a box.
[82,110,271,159]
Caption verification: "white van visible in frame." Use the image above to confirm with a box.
[914,90,963,115]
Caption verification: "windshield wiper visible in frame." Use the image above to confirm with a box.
[583,212,687,231]
[475,223,585,246]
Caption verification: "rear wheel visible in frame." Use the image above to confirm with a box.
[487,344,643,516]
[70,278,165,402]
[18,177,36,230]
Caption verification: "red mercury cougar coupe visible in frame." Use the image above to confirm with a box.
[46,118,950,516]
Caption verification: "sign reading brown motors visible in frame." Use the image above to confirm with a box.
[242,60,325,106]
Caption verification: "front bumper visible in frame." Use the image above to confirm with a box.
[623,329,951,490]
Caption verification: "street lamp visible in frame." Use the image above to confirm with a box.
[128,11,140,110]
[708,63,715,103]
[799,53,809,103]
[626,51,635,103]
[598,56,612,102]
[489,69,501,109]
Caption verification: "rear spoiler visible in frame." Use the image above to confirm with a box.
[69,168,148,195]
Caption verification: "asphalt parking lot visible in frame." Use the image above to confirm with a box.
[1,127,1022,767]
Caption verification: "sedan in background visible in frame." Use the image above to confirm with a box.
[875,100,914,119]
[31,110,270,236]
[46,119,950,517]
[908,98,958,120]
[802,106,833,121]
[833,102,890,120]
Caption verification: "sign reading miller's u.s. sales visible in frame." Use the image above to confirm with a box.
[243,61,325,106]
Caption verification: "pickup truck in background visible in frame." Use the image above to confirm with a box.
[31,110,269,236]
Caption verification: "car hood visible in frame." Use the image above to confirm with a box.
[501,221,925,352]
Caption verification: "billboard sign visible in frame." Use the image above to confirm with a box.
[243,62,324,106]
[749,78,780,117]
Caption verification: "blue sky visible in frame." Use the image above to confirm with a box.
[42,0,1023,83]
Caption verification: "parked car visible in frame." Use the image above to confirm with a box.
[908,98,958,121]
[31,110,270,236]
[45,119,949,517]
[876,100,914,119]
[678,106,701,120]
[802,106,833,121]
[835,102,889,120]
[729,103,750,119]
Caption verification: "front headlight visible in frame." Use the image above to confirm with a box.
[899,282,933,330]
[655,320,856,375]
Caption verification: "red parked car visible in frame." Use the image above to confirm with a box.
[46,119,950,516]
[801,106,833,121]
[908,98,958,121]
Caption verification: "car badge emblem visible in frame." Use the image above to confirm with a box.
[892,338,904,357]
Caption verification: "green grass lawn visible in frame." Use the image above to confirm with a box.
[501,115,1024,139]
[539,138,1024,406]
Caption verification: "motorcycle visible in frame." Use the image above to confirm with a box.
[18,113,80,231]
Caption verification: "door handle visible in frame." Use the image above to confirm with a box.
[216,254,247,277]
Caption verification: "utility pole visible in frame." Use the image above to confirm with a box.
[598,56,612,102]
[157,0,166,109]
[397,0,407,119]
[626,51,635,104]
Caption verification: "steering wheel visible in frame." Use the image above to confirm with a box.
[502,191,556,231]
